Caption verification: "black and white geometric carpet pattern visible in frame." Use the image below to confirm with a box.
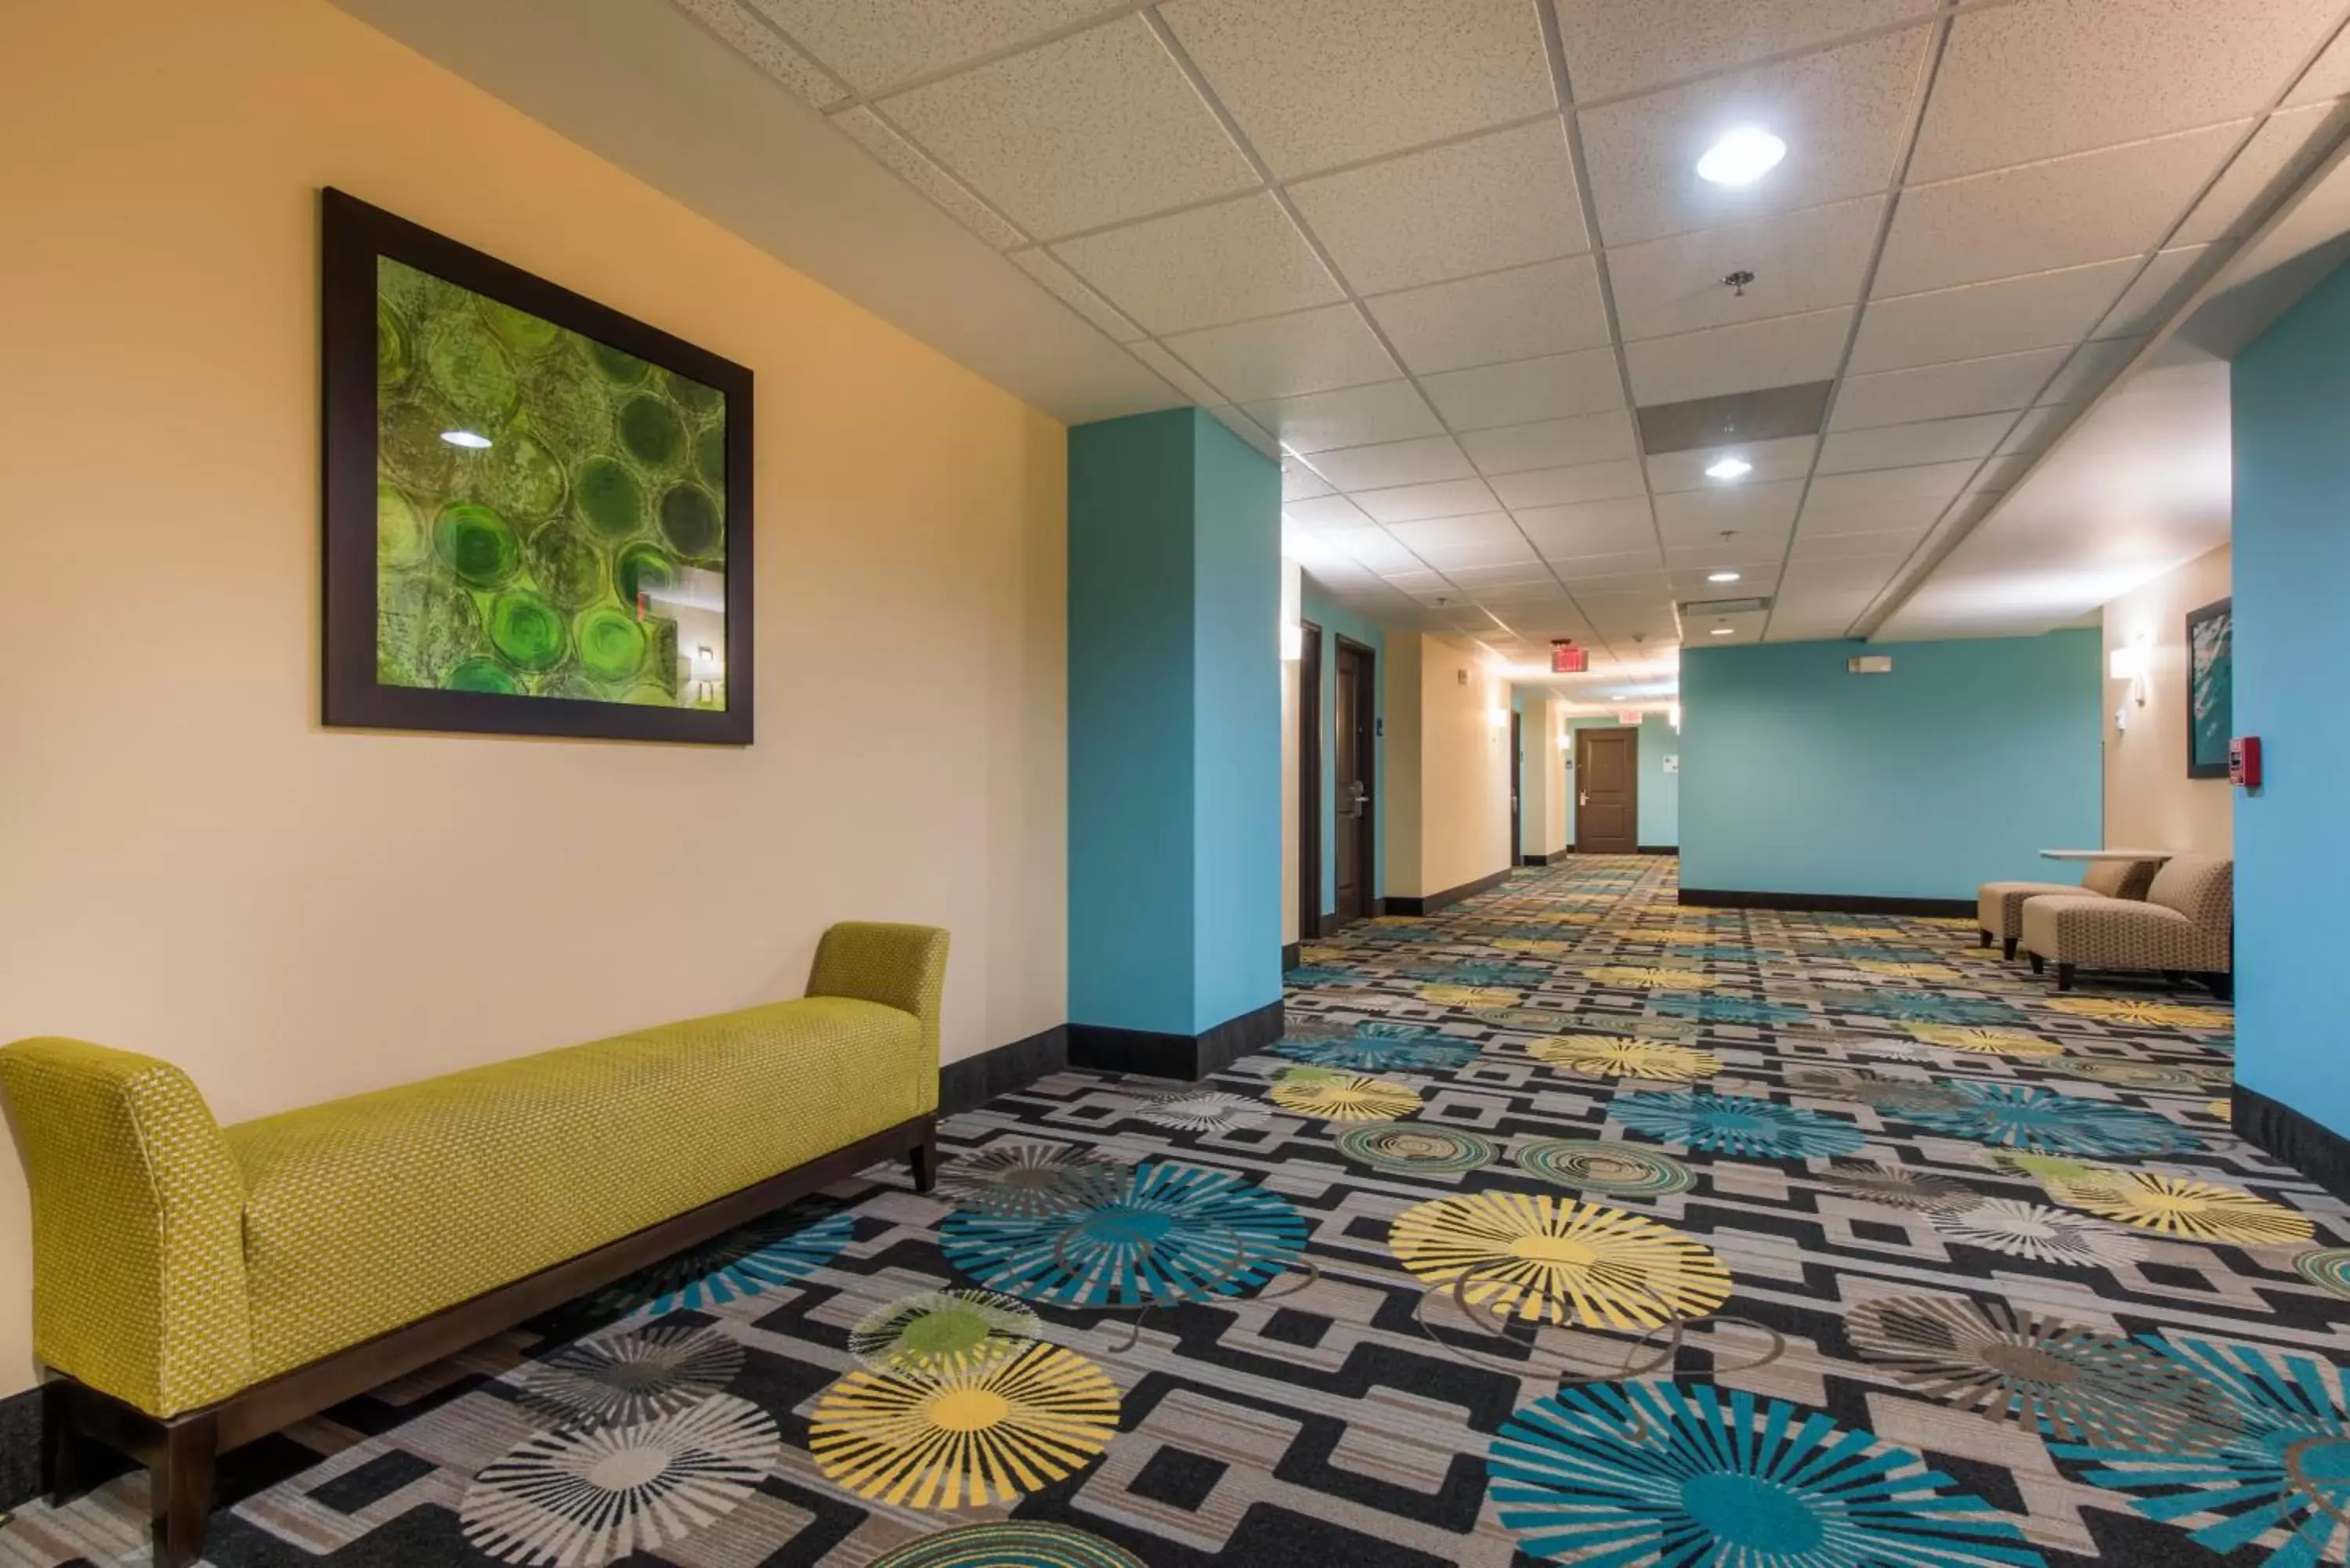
[7,856,2346,1568]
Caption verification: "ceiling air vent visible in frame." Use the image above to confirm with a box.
[1636,382,1833,455]
[1680,596,1772,617]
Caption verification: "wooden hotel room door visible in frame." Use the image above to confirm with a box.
[1332,638,1376,923]
[1574,725,1639,854]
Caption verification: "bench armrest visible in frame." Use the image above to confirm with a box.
[807,923,950,1064]
[0,1039,251,1415]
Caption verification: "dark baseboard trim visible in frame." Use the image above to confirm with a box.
[2235,1084,2350,1205]
[1383,866,1510,916]
[1281,941,1301,970]
[1068,999,1285,1082]
[1639,845,1678,855]
[940,1026,1068,1116]
[1315,909,1342,937]
[1679,887,1976,918]
[1522,851,1570,866]
[0,1383,37,1509]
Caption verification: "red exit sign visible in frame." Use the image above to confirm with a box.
[1550,641,1588,674]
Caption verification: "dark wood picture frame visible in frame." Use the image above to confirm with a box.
[321,187,756,744]
[2185,595,2232,780]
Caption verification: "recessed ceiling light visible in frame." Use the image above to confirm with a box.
[1697,128,1787,186]
[439,429,493,449]
[1711,627,1734,636]
[1704,456,1752,480]
[1707,570,1742,583]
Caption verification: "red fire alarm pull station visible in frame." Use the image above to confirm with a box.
[1551,641,1588,674]
[2230,736,2261,788]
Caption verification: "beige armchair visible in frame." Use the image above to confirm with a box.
[2020,854,2233,997]
[1976,857,2157,959]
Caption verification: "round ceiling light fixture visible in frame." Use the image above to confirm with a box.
[1697,128,1787,186]
[1707,570,1742,583]
[1704,456,1752,480]
[1711,626,1735,636]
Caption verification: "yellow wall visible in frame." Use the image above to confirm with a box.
[1385,635,1513,896]
[1520,695,1568,858]
[2102,545,2233,854]
[0,0,1068,1396]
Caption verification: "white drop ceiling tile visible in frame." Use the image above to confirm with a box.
[1008,248,1144,339]
[1828,349,2069,430]
[1576,28,1928,247]
[1282,459,1336,501]
[1666,565,1781,594]
[673,0,845,107]
[1477,580,1579,605]
[1849,258,2137,372]
[1365,257,1611,376]
[879,16,1254,237]
[1625,308,1853,405]
[1386,515,1538,568]
[1517,497,1659,556]
[2093,246,2217,338]
[1804,460,1977,511]
[1874,125,2240,297]
[1422,349,1626,431]
[1797,492,1950,535]
[1554,0,1937,99]
[1354,478,1506,525]
[1660,529,1790,565]
[1908,0,2344,182]
[1491,459,1650,511]
[1654,479,1806,539]
[1054,194,1339,336]
[1289,121,1588,296]
[1460,411,1640,476]
[748,0,1120,93]
[1647,435,1817,493]
[1942,490,2007,530]
[2039,334,2148,402]
[1283,494,1372,529]
[1788,526,1926,562]
[1206,404,1279,457]
[1159,0,1555,178]
[1160,303,1399,404]
[1445,560,1560,586]
[2178,104,2341,242]
[1309,435,1477,491]
[1782,555,1907,591]
[1995,403,2081,456]
[2287,24,2350,105]
[1326,526,1427,573]
[832,107,1028,247]
[1607,199,1885,341]
[1816,413,2016,475]
[1245,381,1442,456]
[1128,341,1225,404]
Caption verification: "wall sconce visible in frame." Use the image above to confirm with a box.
[2109,638,2149,710]
[1281,621,1304,662]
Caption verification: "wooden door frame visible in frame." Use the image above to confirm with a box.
[1572,723,1640,854]
[1296,618,1322,941]
[1333,634,1378,923]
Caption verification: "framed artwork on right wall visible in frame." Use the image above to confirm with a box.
[2186,595,2233,779]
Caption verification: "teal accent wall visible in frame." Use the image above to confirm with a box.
[2233,258,2350,1137]
[1566,714,1679,848]
[1299,583,1386,914]
[1068,409,1282,1036]
[1680,634,2100,899]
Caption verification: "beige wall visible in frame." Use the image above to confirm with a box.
[0,0,1068,1396]
[1385,636,1513,896]
[2102,545,2233,854]
[1517,693,1569,858]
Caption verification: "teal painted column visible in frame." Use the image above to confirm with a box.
[1068,408,1282,1073]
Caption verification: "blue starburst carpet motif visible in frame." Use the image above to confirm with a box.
[1613,1089,1867,1158]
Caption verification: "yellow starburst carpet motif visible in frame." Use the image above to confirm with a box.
[1907,1025,2063,1057]
[809,1342,1119,1509]
[2052,1170,2315,1245]
[1525,1035,1720,1082]
[1388,1191,1730,1328]
[1267,1071,1423,1121]
[2045,996,2232,1029]
[1584,966,1719,990]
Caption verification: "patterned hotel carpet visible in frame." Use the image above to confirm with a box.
[13,855,2350,1568]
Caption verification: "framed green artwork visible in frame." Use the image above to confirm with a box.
[2186,595,2232,779]
[322,188,753,743]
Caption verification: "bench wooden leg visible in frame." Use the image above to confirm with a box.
[2055,963,2075,991]
[42,1380,109,1505]
[1979,928,1992,948]
[909,1122,939,1194]
[2002,936,2018,960]
[2028,952,2044,975]
[150,1414,216,1568]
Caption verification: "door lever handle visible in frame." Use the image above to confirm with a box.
[1579,791,1587,807]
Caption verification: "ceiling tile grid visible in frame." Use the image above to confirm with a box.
[670,0,2350,664]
